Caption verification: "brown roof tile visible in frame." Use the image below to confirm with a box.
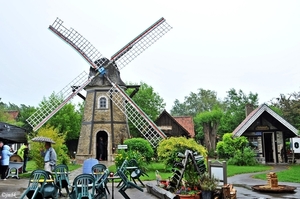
[174,116,195,137]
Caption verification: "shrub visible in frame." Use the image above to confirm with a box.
[114,149,146,171]
[29,125,69,169]
[157,137,207,168]
[216,133,248,159]
[123,138,154,162]
[227,147,258,166]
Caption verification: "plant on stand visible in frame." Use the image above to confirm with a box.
[199,172,219,199]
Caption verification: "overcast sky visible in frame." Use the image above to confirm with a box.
[1,1,300,112]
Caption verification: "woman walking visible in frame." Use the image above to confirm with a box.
[0,145,14,180]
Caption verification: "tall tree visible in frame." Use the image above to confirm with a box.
[271,92,300,130]
[125,82,165,137]
[218,88,259,136]
[18,104,37,133]
[170,88,221,117]
[33,93,83,140]
[194,107,223,152]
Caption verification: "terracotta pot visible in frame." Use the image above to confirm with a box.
[177,194,196,199]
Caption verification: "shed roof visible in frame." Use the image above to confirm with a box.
[0,122,27,143]
[174,116,195,138]
[156,110,195,137]
[232,103,298,138]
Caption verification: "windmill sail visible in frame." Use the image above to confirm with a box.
[26,71,91,131]
[111,17,172,69]
[49,18,106,69]
[106,79,166,147]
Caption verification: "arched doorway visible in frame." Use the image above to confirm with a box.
[96,131,108,161]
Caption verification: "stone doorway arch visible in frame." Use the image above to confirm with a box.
[96,131,108,161]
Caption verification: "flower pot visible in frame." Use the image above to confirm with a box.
[201,190,212,199]
[177,194,196,199]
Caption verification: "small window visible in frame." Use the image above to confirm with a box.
[99,97,107,109]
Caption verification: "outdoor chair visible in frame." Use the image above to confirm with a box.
[92,164,110,194]
[94,169,109,199]
[53,164,71,197]
[116,159,129,188]
[117,168,143,199]
[128,159,149,187]
[69,173,95,199]
[20,169,58,199]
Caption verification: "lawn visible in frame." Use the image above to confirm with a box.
[253,165,300,183]
[18,160,81,178]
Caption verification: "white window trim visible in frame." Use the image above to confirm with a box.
[98,96,108,109]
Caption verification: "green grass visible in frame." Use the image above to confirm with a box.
[226,165,272,177]
[18,160,81,178]
[253,165,300,183]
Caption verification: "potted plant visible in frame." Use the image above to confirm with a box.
[175,183,199,199]
[200,172,219,199]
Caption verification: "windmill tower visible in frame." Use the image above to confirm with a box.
[78,58,128,162]
[27,18,172,163]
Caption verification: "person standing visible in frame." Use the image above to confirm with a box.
[98,137,104,161]
[40,142,57,172]
[0,145,14,180]
[0,141,4,160]
[17,142,29,172]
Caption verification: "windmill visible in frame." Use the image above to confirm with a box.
[26,17,172,162]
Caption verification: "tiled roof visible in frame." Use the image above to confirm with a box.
[5,110,19,120]
[232,103,298,137]
[174,116,195,137]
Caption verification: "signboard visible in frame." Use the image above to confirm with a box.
[291,138,300,153]
[159,126,172,130]
[117,145,128,150]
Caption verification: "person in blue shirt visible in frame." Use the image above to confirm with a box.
[0,145,14,180]
[40,142,57,172]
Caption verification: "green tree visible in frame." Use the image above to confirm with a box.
[170,88,221,117]
[219,88,259,137]
[17,104,37,134]
[47,102,83,140]
[125,82,165,137]
[194,107,223,152]
[34,93,83,140]
[271,92,300,130]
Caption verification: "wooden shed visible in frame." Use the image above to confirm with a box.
[232,104,298,164]
[155,110,195,138]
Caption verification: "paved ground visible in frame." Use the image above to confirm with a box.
[0,162,299,199]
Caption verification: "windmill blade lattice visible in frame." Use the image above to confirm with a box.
[106,80,166,147]
[111,17,172,69]
[26,71,90,131]
[49,18,107,69]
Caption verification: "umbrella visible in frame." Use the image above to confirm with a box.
[31,136,55,144]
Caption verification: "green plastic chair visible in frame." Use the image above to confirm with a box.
[69,173,95,199]
[42,171,59,198]
[117,168,143,199]
[91,164,110,194]
[94,169,109,199]
[20,169,58,199]
[128,159,149,187]
[116,159,129,188]
[54,164,71,196]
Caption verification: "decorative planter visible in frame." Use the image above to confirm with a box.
[177,194,196,199]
